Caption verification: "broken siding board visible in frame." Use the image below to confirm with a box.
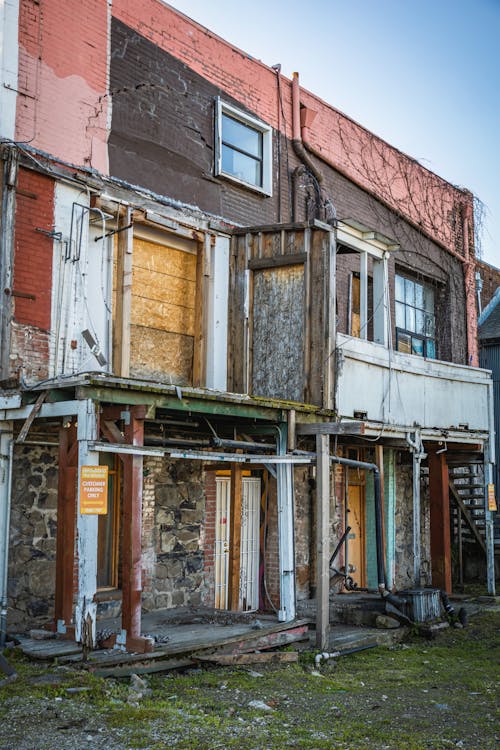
[252,265,305,402]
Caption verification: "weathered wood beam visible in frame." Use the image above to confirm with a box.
[316,433,330,650]
[296,421,365,436]
[228,463,242,611]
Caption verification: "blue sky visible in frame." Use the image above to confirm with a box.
[169,0,500,267]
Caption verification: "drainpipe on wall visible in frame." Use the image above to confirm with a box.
[291,72,323,188]
[406,430,427,587]
[462,200,479,367]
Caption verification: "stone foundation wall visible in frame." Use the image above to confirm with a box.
[394,458,432,590]
[7,445,59,632]
[142,458,206,611]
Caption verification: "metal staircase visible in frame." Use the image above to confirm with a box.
[448,458,490,583]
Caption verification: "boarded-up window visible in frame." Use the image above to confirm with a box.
[252,265,304,402]
[126,234,198,383]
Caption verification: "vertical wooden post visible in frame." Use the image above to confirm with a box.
[316,433,330,649]
[122,406,147,649]
[113,207,133,377]
[428,449,452,593]
[228,463,242,610]
[54,422,77,635]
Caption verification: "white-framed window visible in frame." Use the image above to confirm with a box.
[395,273,436,358]
[215,98,272,196]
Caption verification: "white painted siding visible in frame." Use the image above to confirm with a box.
[51,183,112,376]
[0,0,19,140]
[206,234,229,390]
[336,333,492,432]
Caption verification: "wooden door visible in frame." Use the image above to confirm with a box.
[346,483,366,588]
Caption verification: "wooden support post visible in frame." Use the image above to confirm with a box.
[113,207,133,377]
[54,422,77,635]
[122,406,151,652]
[428,449,452,593]
[228,463,242,610]
[316,433,330,650]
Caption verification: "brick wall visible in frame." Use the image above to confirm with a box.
[8,167,54,380]
[113,0,468,255]
[477,259,500,310]
[17,0,109,171]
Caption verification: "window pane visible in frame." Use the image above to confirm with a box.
[397,332,411,353]
[395,275,405,302]
[222,114,262,158]
[404,278,415,305]
[222,145,261,186]
[405,305,415,332]
[415,308,425,334]
[395,301,405,329]
[415,283,424,309]
[411,337,424,356]
[426,339,436,358]
[423,285,434,313]
[424,312,435,337]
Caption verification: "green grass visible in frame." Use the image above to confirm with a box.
[1,610,499,749]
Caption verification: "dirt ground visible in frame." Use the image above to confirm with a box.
[0,608,498,750]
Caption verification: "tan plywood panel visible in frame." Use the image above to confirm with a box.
[129,236,198,383]
[130,324,194,384]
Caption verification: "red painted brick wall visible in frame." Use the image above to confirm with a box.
[13,168,54,330]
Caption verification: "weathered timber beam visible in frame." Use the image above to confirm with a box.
[296,421,365,435]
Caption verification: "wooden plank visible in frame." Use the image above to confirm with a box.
[196,651,299,665]
[316,434,330,650]
[297,421,365,435]
[54,422,77,630]
[122,407,145,642]
[428,450,452,593]
[113,207,133,377]
[248,252,307,270]
[228,463,242,610]
[193,235,210,387]
[207,625,309,656]
[15,391,46,443]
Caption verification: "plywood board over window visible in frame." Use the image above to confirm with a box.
[128,234,198,383]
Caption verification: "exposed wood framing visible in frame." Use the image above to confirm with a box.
[54,421,78,635]
[113,207,133,377]
[316,433,330,649]
[228,463,243,610]
[192,234,210,387]
[15,391,47,444]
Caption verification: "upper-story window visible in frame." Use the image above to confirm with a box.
[215,98,272,195]
[395,274,436,358]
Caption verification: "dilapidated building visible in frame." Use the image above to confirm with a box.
[0,0,496,654]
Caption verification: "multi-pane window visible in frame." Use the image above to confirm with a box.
[215,99,272,195]
[395,274,436,358]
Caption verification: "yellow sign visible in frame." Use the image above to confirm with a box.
[487,483,497,512]
[80,465,109,515]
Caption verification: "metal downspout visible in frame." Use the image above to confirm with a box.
[291,72,323,186]
[407,430,426,587]
[0,427,14,648]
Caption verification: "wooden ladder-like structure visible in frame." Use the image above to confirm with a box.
[448,458,487,584]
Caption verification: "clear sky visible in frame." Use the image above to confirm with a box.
[169,0,500,268]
